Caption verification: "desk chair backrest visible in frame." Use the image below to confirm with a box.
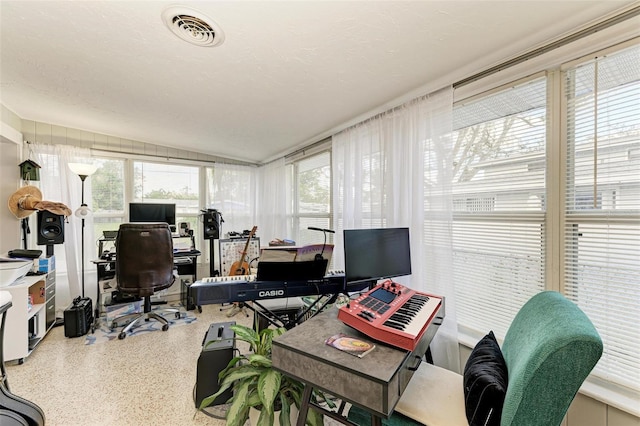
[500,291,603,426]
[116,223,175,297]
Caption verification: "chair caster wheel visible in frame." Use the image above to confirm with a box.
[175,312,181,319]
[118,332,126,340]
[162,324,169,331]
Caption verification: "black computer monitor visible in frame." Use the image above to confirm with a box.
[128,202,176,226]
[343,227,412,285]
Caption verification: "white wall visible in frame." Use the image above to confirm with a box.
[0,105,24,255]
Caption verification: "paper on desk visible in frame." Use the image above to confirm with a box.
[173,237,193,252]
[259,244,333,263]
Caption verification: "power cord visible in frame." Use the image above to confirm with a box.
[192,382,228,420]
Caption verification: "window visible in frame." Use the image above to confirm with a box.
[91,157,125,256]
[452,76,547,336]
[207,164,255,237]
[563,44,640,392]
[287,151,332,246]
[133,161,200,231]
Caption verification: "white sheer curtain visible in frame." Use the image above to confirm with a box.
[255,158,288,244]
[332,87,460,372]
[209,163,257,237]
[31,143,94,311]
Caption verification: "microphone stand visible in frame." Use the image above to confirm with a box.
[307,227,335,261]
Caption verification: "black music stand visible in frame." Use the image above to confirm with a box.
[256,259,328,282]
[251,259,332,329]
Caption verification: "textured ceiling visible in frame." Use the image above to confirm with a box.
[0,1,636,163]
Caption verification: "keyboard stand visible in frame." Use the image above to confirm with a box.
[252,292,340,330]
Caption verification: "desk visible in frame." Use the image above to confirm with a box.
[92,249,201,318]
[272,305,444,426]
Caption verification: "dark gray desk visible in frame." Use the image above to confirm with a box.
[272,305,444,425]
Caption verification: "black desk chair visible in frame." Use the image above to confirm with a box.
[111,223,181,340]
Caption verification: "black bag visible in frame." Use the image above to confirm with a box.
[63,297,93,338]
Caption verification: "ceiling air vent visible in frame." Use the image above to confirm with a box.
[161,6,225,47]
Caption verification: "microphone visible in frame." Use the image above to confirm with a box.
[307,226,335,234]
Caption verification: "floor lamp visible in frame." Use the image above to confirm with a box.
[69,163,98,298]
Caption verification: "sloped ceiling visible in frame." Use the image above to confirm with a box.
[0,1,636,163]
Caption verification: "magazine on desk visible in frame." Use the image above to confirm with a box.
[325,333,376,358]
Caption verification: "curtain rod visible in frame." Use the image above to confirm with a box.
[284,136,332,160]
[454,5,640,88]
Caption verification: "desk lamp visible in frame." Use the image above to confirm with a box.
[69,162,98,298]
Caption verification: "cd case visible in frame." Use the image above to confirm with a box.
[325,333,375,358]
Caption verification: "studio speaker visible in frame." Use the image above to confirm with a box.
[203,210,220,240]
[195,321,235,408]
[37,210,65,245]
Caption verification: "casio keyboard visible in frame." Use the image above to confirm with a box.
[190,270,354,306]
[337,280,444,351]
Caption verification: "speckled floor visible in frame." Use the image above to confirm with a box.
[5,303,255,426]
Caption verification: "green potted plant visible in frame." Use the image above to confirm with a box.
[198,323,331,426]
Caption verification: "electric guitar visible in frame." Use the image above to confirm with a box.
[229,226,257,276]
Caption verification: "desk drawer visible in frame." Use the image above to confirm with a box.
[45,284,55,301]
[46,270,55,288]
[46,296,56,329]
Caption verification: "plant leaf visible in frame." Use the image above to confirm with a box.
[217,355,247,381]
[231,324,258,349]
[257,369,282,414]
[279,394,292,426]
[226,380,250,426]
[306,407,325,426]
[247,353,272,368]
[221,365,262,385]
[256,407,274,426]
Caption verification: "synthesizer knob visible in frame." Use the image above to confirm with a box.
[346,303,350,309]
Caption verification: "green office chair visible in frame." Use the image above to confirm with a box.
[348,291,603,426]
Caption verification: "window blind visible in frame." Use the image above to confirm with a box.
[91,157,125,251]
[452,76,547,337]
[563,44,640,391]
[288,151,332,246]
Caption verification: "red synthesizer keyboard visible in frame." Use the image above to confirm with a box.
[337,280,443,351]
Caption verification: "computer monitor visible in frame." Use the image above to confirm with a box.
[343,227,412,285]
[128,202,176,226]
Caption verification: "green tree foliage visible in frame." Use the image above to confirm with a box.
[298,166,329,205]
[145,187,198,200]
[91,159,124,212]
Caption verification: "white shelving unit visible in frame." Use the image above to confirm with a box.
[2,270,55,364]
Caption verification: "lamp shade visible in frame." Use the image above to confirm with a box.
[74,204,92,219]
[69,163,98,177]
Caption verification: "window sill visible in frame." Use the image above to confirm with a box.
[580,376,640,418]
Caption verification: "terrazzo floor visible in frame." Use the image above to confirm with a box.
[5,303,256,426]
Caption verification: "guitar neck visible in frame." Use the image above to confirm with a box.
[238,226,257,261]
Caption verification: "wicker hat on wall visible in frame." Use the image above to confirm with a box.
[8,185,72,219]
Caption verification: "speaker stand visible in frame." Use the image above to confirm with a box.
[21,218,30,250]
[209,239,218,277]
[45,244,54,257]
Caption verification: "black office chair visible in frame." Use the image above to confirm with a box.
[111,223,181,340]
